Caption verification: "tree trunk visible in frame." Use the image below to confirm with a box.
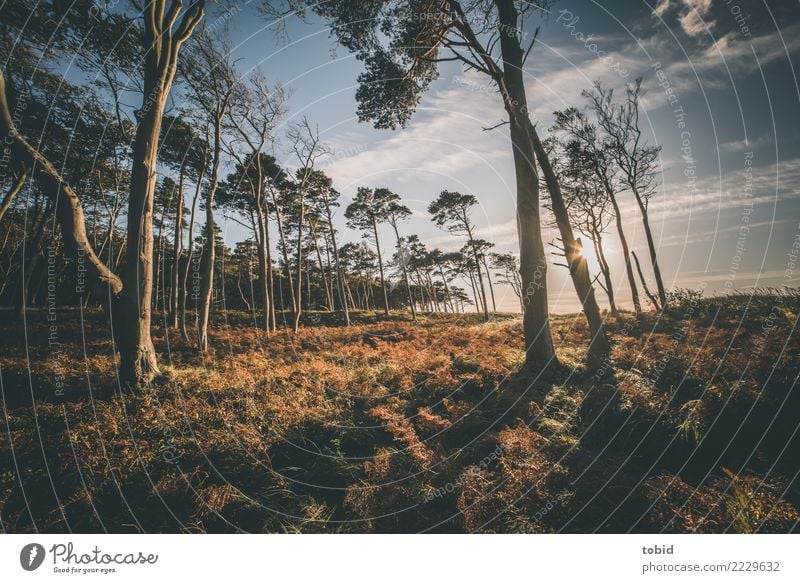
[603,177,641,314]
[273,197,296,315]
[169,165,185,328]
[633,191,667,307]
[324,197,350,326]
[632,250,662,311]
[592,230,620,318]
[391,223,417,321]
[181,168,205,342]
[482,257,497,313]
[293,194,305,333]
[0,168,27,223]
[530,127,610,361]
[197,117,223,352]
[373,218,389,316]
[494,0,557,369]
[255,202,271,332]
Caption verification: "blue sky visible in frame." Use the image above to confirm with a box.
[202,0,800,313]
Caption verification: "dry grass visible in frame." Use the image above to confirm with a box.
[1,296,798,533]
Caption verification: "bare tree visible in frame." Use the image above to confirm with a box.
[286,117,328,333]
[552,107,641,314]
[227,68,287,332]
[586,79,666,308]
[181,29,238,351]
[492,252,524,313]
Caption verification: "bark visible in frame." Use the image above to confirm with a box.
[169,165,185,328]
[372,218,390,316]
[530,127,610,360]
[493,0,556,367]
[632,250,661,311]
[181,167,205,342]
[117,1,205,385]
[390,222,417,321]
[0,167,27,223]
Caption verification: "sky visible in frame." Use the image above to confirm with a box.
[201,0,800,313]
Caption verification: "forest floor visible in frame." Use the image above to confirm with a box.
[1,292,799,533]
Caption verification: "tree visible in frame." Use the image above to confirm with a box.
[586,79,666,308]
[558,155,621,318]
[340,241,378,311]
[159,114,208,329]
[306,171,351,325]
[472,238,497,313]
[0,1,206,386]
[552,107,640,315]
[286,117,327,332]
[345,186,391,316]
[180,28,238,351]
[428,190,490,321]
[492,253,524,312]
[284,0,562,366]
[377,188,416,321]
[226,67,288,331]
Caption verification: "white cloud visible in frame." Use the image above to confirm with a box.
[653,0,716,38]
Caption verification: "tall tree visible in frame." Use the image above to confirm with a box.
[377,188,416,321]
[429,190,490,321]
[226,68,287,331]
[552,107,640,315]
[286,117,327,332]
[0,1,206,386]
[159,114,207,329]
[586,79,666,308]
[345,186,391,317]
[492,252,524,312]
[282,0,563,366]
[306,170,351,325]
[180,28,237,351]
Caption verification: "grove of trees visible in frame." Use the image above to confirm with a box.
[0,0,666,389]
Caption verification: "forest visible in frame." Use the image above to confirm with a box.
[0,1,798,534]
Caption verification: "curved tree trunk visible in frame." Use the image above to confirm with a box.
[181,168,205,342]
[530,127,610,361]
[0,167,27,223]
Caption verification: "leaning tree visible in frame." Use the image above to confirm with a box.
[276,0,610,366]
[0,1,206,386]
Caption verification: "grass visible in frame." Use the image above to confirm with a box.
[1,291,798,533]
